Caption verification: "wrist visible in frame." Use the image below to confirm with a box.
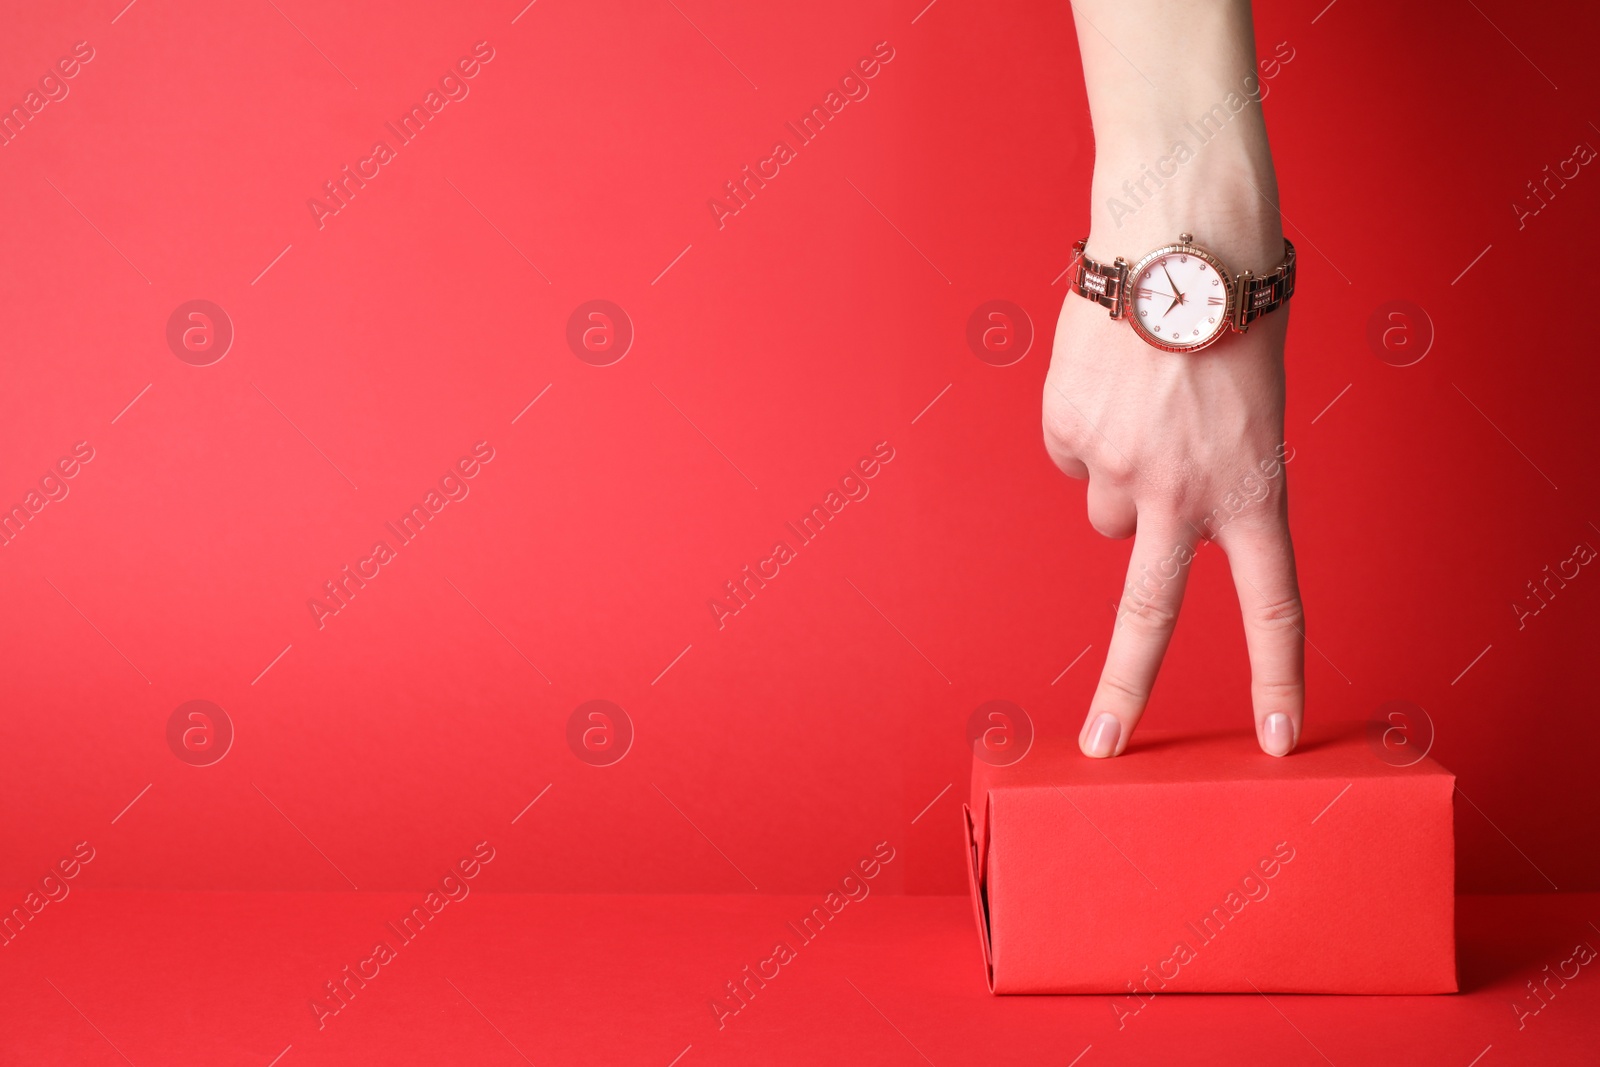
[1084,73,1283,274]
[1086,143,1283,279]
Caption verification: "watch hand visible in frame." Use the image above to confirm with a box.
[1164,294,1180,316]
[1161,264,1183,302]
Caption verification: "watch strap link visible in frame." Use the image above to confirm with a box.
[1071,239,1127,319]
[1235,239,1296,332]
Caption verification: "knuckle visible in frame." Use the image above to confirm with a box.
[1158,480,1202,515]
[1194,468,1290,539]
[1117,594,1179,637]
[1041,404,1087,453]
[1246,592,1305,633]
[1252,677,1304,704]
[1097,671,1149,708]
[1095,452,1137,487]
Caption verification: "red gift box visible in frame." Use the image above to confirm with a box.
[964,725,1456,996]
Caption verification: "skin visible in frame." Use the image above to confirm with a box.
[1046,1,1304,758]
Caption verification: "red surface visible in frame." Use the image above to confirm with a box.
[1,891,1596,1065]
[1,0,1596,1054]
[969,725,1456,993]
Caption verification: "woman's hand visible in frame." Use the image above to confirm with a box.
[1052,0,1305,758]
[1044,230,1303,758]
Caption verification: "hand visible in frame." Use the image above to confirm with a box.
[1160,264,1183,315]
[1043,212,1304,759]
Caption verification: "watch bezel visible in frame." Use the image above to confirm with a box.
[1123,240,1235,353]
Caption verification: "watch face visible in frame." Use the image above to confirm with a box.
[1126,244,1231,351]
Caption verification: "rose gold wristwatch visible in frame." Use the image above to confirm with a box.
[1070,233,1296,353]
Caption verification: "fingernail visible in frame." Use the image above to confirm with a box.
[1086,713,1121,758]
[1262,713,1294,757]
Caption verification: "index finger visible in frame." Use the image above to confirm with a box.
[1079,521,1198,758]
[1215,516,1305,757]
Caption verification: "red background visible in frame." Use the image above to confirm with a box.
[1,0,1595,926]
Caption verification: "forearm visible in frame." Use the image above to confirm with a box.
[1048,3,1304,761]
[1072,0,1283,275]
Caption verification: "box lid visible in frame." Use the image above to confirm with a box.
[969,723,1452,859]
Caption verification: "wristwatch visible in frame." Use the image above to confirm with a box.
[1070,233,1295,353]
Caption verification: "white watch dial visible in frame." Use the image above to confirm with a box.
[1128,249,1229,349]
